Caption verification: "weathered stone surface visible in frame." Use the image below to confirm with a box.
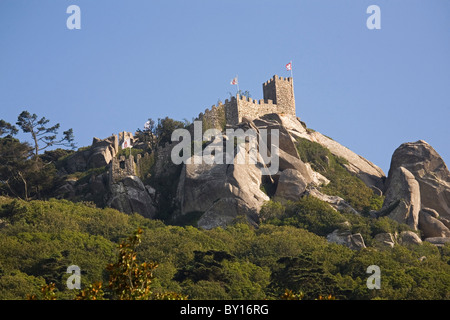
[197,198,258,229]
[382,167,421,230]
[326,229,349,246]
[252,114,314,177]
[89,173,107,196]
[88,135,118,169]
[304,162,330,187]
[145,185,156,199]
[65,135,118,173]
[107,175,156,219]
[274,169,311,201]
[304,187,359,214]
[54,180,76,199]
[65,149,90,174]
[277,114,386,190]
[326,229,366,250]
[418,209,450,238]
[421,207,440,219]
[177,150,269,229]
[424,237,450,247]
[440,217,450,230]
[348,233,366,250]
[386,140,450,220]
[374,233,395,248]
[398,231,423,246]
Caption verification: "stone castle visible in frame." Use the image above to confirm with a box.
[198,75,296,129]
[109,75,296,182]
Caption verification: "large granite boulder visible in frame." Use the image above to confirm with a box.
[303,187,359,214]
[381,166,421,230]
[274,169,312,201]
[177,147,269,229]
[326,229,366,250]
[197,198,259,229]
[88,135,119,168]
[107,175,156,219]
[398,231,422,246]
[418,208,450,238]
[64,135,118,173]
[424,237,450,247]
[374,233,395,248]
[386,140,450,220]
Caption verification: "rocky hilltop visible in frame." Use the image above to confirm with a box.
[380,140,450,246]
[52,111,449,249]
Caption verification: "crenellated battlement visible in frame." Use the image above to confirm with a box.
[195,74,296,129]
[263,75,293,86]
[236,95,274,105]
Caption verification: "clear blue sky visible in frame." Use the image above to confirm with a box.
[0,0,449,174]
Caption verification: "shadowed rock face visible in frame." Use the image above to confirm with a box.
[386,140,450,220]
[382,166,421,230]
[64,135,118,174]
[107,175,156,219]
[175,114,389,229]
[419,208,450,238]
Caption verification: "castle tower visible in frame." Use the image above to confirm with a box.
[199,75,297,128]
[262,75,296,116]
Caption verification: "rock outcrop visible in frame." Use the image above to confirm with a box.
[326,229,366,250]
[175,114,374,229]
[424,237,450,247]
[381,166,421,230]
[398,231,422,246]
[383,140,450,239]
[374,233,395,248]
[418,208,450,238]
[176,145,269,229]
[64,135,119,173]
[386,140,450,220]
[273,168,311,201]
[303,187,359,214]
[107,175,156,219]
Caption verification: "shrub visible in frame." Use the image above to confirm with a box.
[265,196,346,236]
[295,138,377,212]
[259,201,285,221]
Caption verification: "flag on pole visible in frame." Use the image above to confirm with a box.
[286,62,292,71]
[122,138,131,149]
[230,76,238,85]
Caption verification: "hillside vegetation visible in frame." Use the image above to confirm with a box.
[0,197,449,300]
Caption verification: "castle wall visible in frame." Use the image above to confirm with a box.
[195,75,296,129]
[110,155,136,183]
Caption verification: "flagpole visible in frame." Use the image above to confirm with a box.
[236,75,240,97]
[289,61,295,107]
[290,60,293,79]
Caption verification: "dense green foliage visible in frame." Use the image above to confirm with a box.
[262,196,346,236]
[0,197,449,300]
[261,197,413,247]
[0,136,60,200]
[295,138,383,212]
